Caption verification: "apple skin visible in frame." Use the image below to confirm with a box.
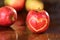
[4,0,25,11]
[0,6,17,27]
[25,0,44,11]
[26,10,50,33]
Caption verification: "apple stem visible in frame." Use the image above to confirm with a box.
[37,8,42,11]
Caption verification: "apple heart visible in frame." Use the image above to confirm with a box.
[29,16,47,32]
[26,10,50,33]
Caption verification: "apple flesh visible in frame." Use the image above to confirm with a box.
[4,0,25,11]
[0,6,17,27]
[26,10,50,33]
[25,0,44,11]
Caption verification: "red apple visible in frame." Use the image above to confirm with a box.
[26,10,50,33]
[0,6,17,27]
[4,0,25,11]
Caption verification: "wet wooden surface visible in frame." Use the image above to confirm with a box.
[0,0,60,40]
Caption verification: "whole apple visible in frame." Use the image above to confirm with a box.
[4,0,25,11]
[0,6,17,27]
[25,0,44,11]
[26,10,50,33]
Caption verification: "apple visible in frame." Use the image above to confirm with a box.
[26,10,50,33]
[0,6,17,27]
[4,0,25,11]
[25,0,44,11]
